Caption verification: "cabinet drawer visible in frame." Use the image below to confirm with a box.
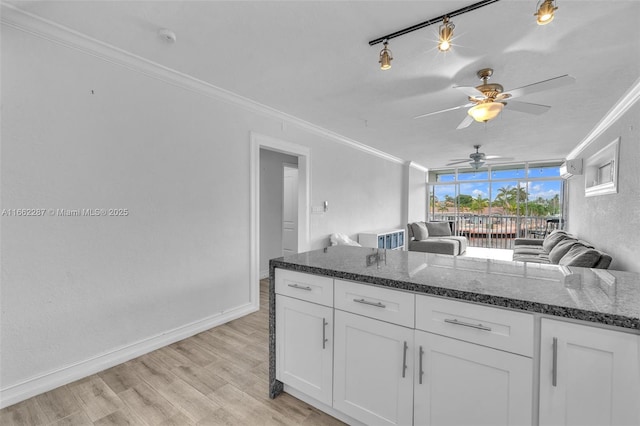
[415,295,533,357]
[275,269,333,307]
[334,280,414,328]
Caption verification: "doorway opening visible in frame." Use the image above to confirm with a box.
[250,133,310,310]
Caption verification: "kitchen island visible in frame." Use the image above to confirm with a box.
[269,246,640,426]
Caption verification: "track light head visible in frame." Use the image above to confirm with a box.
[438,16,455,52]
[535,0,557,25]
[379,40,393,70]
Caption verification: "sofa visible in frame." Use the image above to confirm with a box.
[407,221,468,256]
[513,230,612,269]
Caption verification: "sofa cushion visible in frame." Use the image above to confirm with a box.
[425,221,451,237]
[445,236,468,254]
[409,239,458,255]
[558,244,602,268]
[513,254,551,264]
[411,222,429,240]
[548,238,579,263]
[542,230,569,253]
[594,253,612,269]
[514,245,546,255]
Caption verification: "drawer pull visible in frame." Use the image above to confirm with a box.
[353,298,386,308]
[402,341,408,378]
[444,318,492,332]
[287,283,312,291]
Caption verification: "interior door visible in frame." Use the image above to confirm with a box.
[282,164,298,256]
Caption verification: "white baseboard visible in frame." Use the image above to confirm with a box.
[259,269,269,280]
[0,302,258,409]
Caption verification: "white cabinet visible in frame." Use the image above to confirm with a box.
[333,310,414,426]
[275,295,333,405]
[539,319,640,426]
[335,279,415,328]
[414,330,532,426]
[273,268,639,426]
[358,229,405,250]
[414,294,533,426]
[415,294,534,357]
[275,268,334,306]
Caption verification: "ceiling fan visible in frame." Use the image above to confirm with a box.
[414,68,575,129]
[447,145,513,169]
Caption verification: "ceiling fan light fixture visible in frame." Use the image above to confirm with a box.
[468,102,504,122]
[438,16,455,52]
[470,160,485,170]
[378,40,393,70]
[535,0,558,25]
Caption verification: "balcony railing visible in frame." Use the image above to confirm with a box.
[431,214,561,249]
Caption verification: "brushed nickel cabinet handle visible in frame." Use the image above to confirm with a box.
[444,318,492,332]
[419,346,425,385]
[322,318,328,349]
[402,341,408,378]
[552,337,558,387]
[287,283,312,291]
[353,298,386,308]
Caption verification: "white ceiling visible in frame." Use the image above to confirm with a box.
[8,0,640,169]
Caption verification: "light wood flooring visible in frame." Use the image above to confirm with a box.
[0,280,344,425]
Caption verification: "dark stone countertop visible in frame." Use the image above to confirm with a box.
[270,245,640,331]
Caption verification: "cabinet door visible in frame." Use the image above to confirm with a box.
[414,330,532,426]
[539,319,640,426]
[333,310,414,426]
[276,295,333,405]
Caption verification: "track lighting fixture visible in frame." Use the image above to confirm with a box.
[534,0,557,25]
[438,16,455,52]
[379,39,393,70]
[369,1,500,69]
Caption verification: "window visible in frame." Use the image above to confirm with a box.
[428,163,564,249]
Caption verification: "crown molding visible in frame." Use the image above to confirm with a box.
[567,76,640,160]
[0,3,404,165]
[407,161,429,172]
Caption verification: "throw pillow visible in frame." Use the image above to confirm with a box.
[425,221,451,237]
[411,222,429,240]
[558,244,602,268]
[548,239,578,263]
[542,230,569,253]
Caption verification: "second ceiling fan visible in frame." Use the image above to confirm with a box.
[447,144,513,169]
[414,68,575,129]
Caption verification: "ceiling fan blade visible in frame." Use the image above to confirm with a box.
[506,74,575,99]
[506,100,551,115]
[456,115,474,130]
[413,103,472,119]
[446,159,473,166]
[454,85,485,99]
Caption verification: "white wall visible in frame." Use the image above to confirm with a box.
[305,140,404,248]
[566,101,640,272]
[404,162,427,226]
[259,149,298,276]
[0,23,405,404]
